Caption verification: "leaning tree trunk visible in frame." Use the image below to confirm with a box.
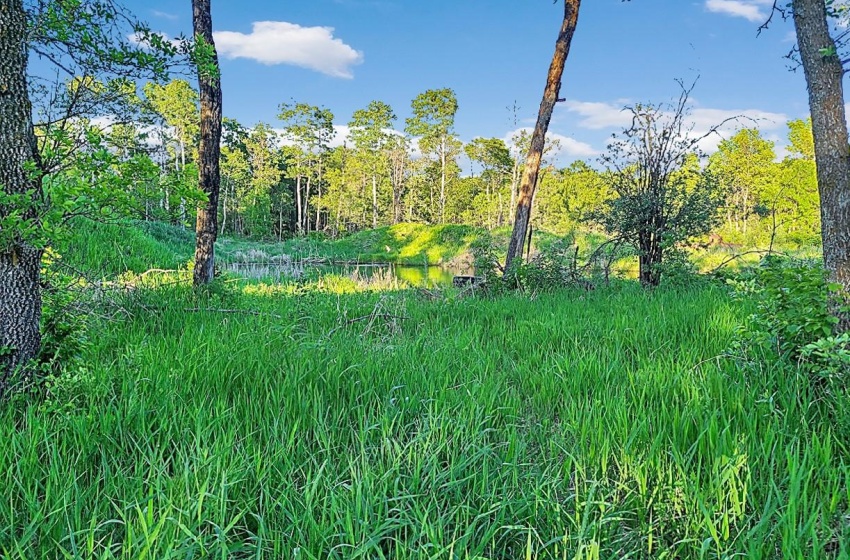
[505,0,581,268]
[0,0,43,395]
[192,0,223,286]
[793,0,850,295]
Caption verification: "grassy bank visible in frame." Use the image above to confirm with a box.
[1,222,848,557]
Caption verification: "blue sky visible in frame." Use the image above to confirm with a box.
[127,0,814,162]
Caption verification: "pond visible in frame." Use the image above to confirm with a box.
[225,261,472,288]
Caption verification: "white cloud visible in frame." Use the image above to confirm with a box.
[704,0,771,23]
[689,106,788,152]
[562,100,633,130]
[504,127,599,159]
[330,125,352,148]
[152,10,178,21]
[274,125,405,150]
[563,96,787,154]
[214,21,363,79]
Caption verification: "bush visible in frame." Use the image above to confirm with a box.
[513,234,584,292]
[730,256,849,430]
[732,256,841,358]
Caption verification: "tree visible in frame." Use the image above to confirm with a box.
[777,119,820,244]
[0,0,42,391]
[535,160,609,235]
[386,134,409,224]
[505,0,581,268]
[143,80,200,225]
[349,101,396,229]
[792,0,850,293]
[278,102,334,235]
[405,88,459,223]
[243,124,284,237]
[465,137,512,228]
[191,0,223,286]
[596,88,725,286]
[709,128,777,234]
[1,0,172,392]
[143,80,200,171]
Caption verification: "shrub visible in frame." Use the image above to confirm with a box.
[732,256,840,358]
[730,256,849,430]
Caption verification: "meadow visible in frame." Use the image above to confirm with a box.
[1,222,848,559]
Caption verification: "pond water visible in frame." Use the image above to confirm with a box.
[226,261,472,288]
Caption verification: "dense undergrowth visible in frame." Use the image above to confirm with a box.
[1,222,848,558]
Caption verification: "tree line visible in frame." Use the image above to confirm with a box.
[70,78,820,251]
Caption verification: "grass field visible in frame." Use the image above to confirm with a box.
[1,222,847,558]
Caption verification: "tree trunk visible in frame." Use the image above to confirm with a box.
[505,0,581,268]
[793,0,850,295]
[638,233,662,287]
[316,161,323,232]
[304,175,311,234]
[296,175,303,235]
[0,0,43,394]
[372,175,378,229]
[440,137,446,223]
[192,0,223,287]
[219,180,228,235]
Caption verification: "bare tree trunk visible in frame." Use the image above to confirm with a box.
[316,162,323,231]
[192,0,223,286]
[498,191,504,227]
[0,0,43,394]
[304,175,311,234]
[440,137,446,223]
[793,0,850,295]
[372,175,378,229]
[296,175,302,235]
[505,0,581,268]
[391,151,405,225]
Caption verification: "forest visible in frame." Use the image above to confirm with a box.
[1,0,850,558]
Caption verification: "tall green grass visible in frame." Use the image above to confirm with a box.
[56,219,194,277]
[2,280,848,558]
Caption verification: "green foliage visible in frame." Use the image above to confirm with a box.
[26,0,176,82]
[730,256,850,442]
[801,333,850,388]
[404,88,458,140]
[732,257,841,358]
[535,161,611,235]
[512,234,583,291]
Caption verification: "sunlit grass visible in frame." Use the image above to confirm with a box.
[9,220,844,558]
[2,280,849,558]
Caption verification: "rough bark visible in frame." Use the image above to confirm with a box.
[505,0,581,268]
[793,0,850,294]
[0,0,43,394]
[192,0,223,286]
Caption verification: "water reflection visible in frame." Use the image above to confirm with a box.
[226,261,470,288]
